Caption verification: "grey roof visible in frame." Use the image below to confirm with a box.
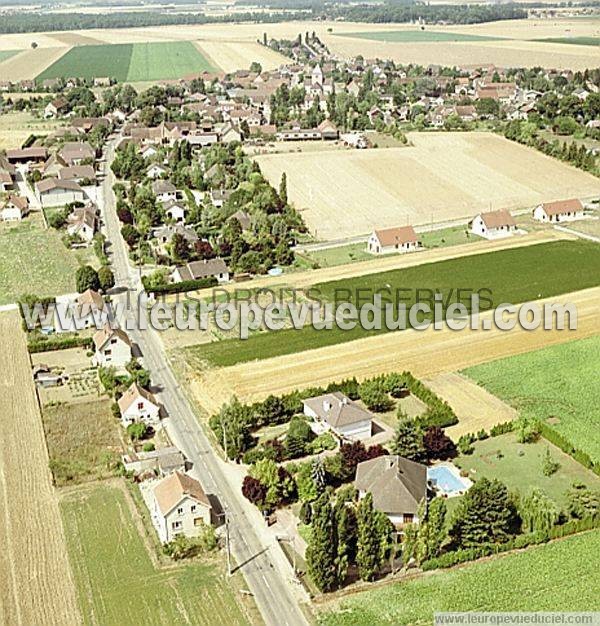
[36,178,83,194]
[354,455,427,516]
[303,392,373,428]
[176,258,228,281]
[151,179,176,194]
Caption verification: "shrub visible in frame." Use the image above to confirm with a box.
[541,447,560,477]
[127,422,149,441]
[423,426,457,461]
[28,335,92,354]
[98,266,115,291]
[75,265,100,293]
[142,276,218,295]
[142,442,155,452]
[458,435,475,455]
[358,378,393,412]
[285,416,314,459]
[309,432,337,454]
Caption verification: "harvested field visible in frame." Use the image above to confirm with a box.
[337,30,503,42]
[48,32,106,46]
[0,311,81,626]
[0,111,62,150]
[0,47,70,81]
[182,287,600,414]
[424,372,518,440]
[255,132,600,240]
[0,50,18,63]
[195,40,288,72]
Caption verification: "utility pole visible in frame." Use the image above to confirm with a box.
[225,511,232,577]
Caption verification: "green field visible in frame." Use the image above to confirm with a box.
[337,30,503,43]
[463,335,600,464]
[36,41,216,82]
[188,240,600,368]
[0,217,96,305]
[535,37,600,46]
[61,483,253,626]
[321,529,600,625]
[454,433,600,508]
[0,50,19,63]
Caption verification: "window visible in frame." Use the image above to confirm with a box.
[190,505,196,513]
[137,402,144,410]
[177,507,184,515]
[404,513,414,524]
[172,521,182,530]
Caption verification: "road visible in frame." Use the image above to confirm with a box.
[100,139,310,626]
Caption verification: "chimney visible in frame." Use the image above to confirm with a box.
[341,396,348,405]
[323,400,331,412]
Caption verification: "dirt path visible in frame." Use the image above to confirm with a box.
[0,311,81,625]
[424,372,518,439]
[188,287,600,413]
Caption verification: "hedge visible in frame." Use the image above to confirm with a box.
[142,276,218,295]
[28,335,93,354]
[400,371,458,428]
[539,421,600,476]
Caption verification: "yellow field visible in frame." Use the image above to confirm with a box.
[196,40,289,73]
[0,311,81,626]
[0,46,70,80]
[0,111,62,150]
[183,287,600,414]
[255,132,600,240]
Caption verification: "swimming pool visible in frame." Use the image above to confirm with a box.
[427,465,471,496]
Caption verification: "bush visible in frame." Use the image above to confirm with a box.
[127,422,149,441]
[28,335,92,354]
[285,416,314,459]
[358,378,393,412]
[142,276,218,295]
[458,435,475,455]
[76,265,100,293]
[309,432,337,454]
[162,525,217,560]
[98,266,115,291]
[490,421,514,437]
[142,442,155,452]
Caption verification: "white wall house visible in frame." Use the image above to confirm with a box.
[533,198,584,223]
[163,199,187,225]
[118,382,160,427]
[303,392,372,441]
[470,209,516,240]
[35,179,85,208]
[146,163,168,179]
[171,258,230,284]
[367,225,420,255]
[56,289,109,333]
[152,472,213,543]
[92,325,132,369]
[1,196,28,222]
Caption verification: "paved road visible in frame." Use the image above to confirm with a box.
[100,139,310,626]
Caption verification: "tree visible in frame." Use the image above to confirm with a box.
[76,265,100,293]
[392,419,425,462]
[285,416,313,458]
[519,489,558,534]
[448,478,519,549]
[97,266,115,291]
[295,462,318,502]
[356,493,381,581]
[306,493,337,592]
[567,483,600,520]
[414,498,447,564]
[423,426,457,461]
[279,172,288,205]
[127,422,148,441]
[250,61,262,74]
[359,378,393,412]
[541,446,560,477]
[241,476,267,507]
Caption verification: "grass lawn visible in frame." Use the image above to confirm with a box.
[37,41,216,83]
[419,225,481,249]
[190,240,600,368]
[535,37,600,46]
[61,483,255,626]
[42,399,123,487]
[301,243,373,268]
[0,216,96,304]
[454,433,600,508]
[337,30,503,43]
[320,529,600,625]
[463,335,600,464]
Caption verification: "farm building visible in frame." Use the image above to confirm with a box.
[151,471,213,543]
[354,455,427,526]
[171,258,230,284]
[469,209,516,239]
[122,446,185,477]
[118,382,160,427]
[6,147,48,164]
[1,196,29,222]
[367,225,420,255]
[303,392,373,441]
[533,198,584,223]
[35,179,86,208]
[92,325,133,369]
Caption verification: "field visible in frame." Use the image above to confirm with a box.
[535,37,600,46]
[0,110,62,150]
[337,30,503,42]
[454,432,600,508]
[42,399,123,487]
[463,335,600,464]
[255,133,600,240]
[0,311,81,626]
[187,240,600,368]
[320,529,600,625]
[0,215,97,305]
[0,49,18,63]
[0,47,70,81]
[196,40,288,73]
[61,482,255,626]
[37,41,216,82]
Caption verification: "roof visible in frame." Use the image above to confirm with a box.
[151,179,176,194]
[36,178,83,194]
[175,258,228,281]
[58,165,96,181]
[58,141,94,160]
[7,195,28,211]
[76,289,104,312]
[6,147,47,160]
[373,225,418,247]
[92,324,132,351]
[541,198,583,216]
[154,224,198,243]
[118,382,158,413]
[304,392,373,428]
[354,455,427,516]
[478,209,516,229]
[153,471,211,516]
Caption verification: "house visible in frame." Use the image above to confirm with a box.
[151,471,213,542]
[153,224,199,252]
[171,258,230,284]
[162,199,187,224]
[122,446,186,476]
[367,226,420,255]
[303,392,373,441]
[44,97,68,119]
[118,382,160,427]
[218,123,242,144]
[151,180,177,202]
[0,169,13,192]
[66,205,97,242]
[58,142,95,166]
[140,145,159,160]
[209,189,232,208]
[230,209,251,231]
[92,325,133,368]
[146,163,168,179]
[317,119,339,140]
[1,195,29,222]
[58,165,96,185]
[73,289,107,329]
[6,147,48,164]
[35,179,85,208]
[469,209,517,239]
[340,132,368,149]
[354,455,427,526]
[533,198,584,223]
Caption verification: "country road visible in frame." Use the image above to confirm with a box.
[100,138,310,626]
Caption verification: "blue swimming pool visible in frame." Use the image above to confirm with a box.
[427,466,469,495]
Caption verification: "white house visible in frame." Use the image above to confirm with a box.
[367,225,420,255]
[117,382,160,427]
[162,199,187,225]
[171,258,230,284]
[1,195,28,222]
[92,325,133,369]
[354,455,427,526]
[533,198,584,223]
[62,289,108,332]
[35,179,85,208]
[146,163,168,179]
[151,471,213,543]
[140,145,159,160]
[303,392,373,441]
[470,209,516,240]
[66,205,97,242]
[151,180,177,203]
